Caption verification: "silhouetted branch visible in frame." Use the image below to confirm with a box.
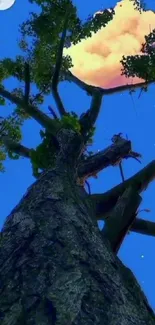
[48,106,58,119]
[119,162,125,182]
[131,217,155,237]
[102,187,141,254]
[51,12,69,116]
[24,62,30,104]
[90,160,155,219]
[65,70,155,96]
[79,89,103,139]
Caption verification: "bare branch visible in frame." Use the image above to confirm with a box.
[2,136,31,158]
[78,134,132,179]
[90,160,155,220]
[119,162,125,182]
[131,217,155,237]
[79,89,103,138]
[24,62,30,104]
[102,187,142,254]
[85,180,91,195]
[48,106,58,119]
[31,90,44,104]
[51,12,69,116]
[100,215,155,238]
[65,70,155,96]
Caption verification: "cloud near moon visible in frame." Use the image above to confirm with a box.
[63,0,155,88]
[0,0,15,10]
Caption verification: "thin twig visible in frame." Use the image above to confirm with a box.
[119,162,125,182]
[48,106,58,119]
[24,62,30,104]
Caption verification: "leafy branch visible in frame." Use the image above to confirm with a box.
[1,136,31,158]
[0,85,57,133]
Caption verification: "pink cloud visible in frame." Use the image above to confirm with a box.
[63,0,155,88]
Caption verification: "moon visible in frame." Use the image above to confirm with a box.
[0,0,15,10]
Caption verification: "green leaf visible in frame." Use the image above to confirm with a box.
[0,96,5,106]
[8,151,20,160]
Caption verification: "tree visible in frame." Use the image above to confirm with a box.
[0,0,155,323]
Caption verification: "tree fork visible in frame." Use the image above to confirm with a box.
[90,160,155,219]
[102,186,142,254]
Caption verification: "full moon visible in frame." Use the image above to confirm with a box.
[0,0,15,10]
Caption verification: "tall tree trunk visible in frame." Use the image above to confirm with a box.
[0,166,155,325]
[0,125,155,324]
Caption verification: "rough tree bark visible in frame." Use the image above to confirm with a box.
[0,129,155,325]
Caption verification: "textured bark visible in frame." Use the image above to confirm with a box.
[0,164,155,325]
[78,135,132,179]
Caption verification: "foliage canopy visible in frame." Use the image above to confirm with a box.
[0,0,154,178]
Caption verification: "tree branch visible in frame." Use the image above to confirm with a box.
[78,134,140,179]
[51,12,69,116]
[0,86,57,133]
[119,162,125,182]
[2,136,31,158]
[65,70,155,96]
[90,160,155,220]
[79,89,103,138]
[24,62,30,104]
[99,214,155,238]
[131,217,155,237]
[102,186,142,254]
[48,106,58,119]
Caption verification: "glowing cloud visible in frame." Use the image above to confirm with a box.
[63,0,155,88]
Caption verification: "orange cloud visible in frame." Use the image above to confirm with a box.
[63,0,155,88]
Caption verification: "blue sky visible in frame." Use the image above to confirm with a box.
[0,0,155,311]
